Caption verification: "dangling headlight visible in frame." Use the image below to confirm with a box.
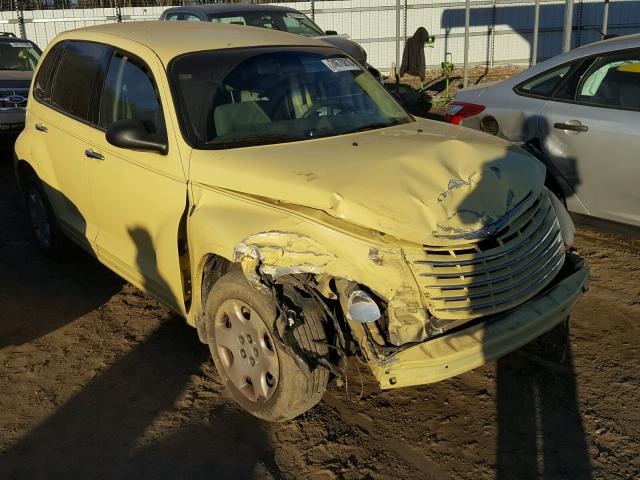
[347,290,381,323]
[548,190,575,246]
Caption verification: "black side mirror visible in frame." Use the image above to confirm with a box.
[325,30,338,36]
[106,119,168,155]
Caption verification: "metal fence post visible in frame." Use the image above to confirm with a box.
[532,0,540,66]
[14,0,26,39]
[114,0,123,23]
[395,0,400,73]
[403,0,407,43]
[576,0,584,47]
[311,0,315,23]
[463,0,470,88]
[602,0,610,36]
[563,0,574,52]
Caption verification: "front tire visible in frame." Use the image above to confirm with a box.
[204,271,329,421]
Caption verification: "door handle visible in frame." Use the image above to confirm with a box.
[35,123,48,132]
[553,122,588,132]
[84,149,104,161]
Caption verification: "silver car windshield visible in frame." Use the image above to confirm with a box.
[171,47,412,149]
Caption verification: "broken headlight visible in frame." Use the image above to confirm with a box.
[347,290,381,323]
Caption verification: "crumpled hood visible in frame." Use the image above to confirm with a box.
[193,119,546,245]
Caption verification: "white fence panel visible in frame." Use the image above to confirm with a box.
[1,0,639,71]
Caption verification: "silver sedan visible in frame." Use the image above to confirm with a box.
[449,34,640,228]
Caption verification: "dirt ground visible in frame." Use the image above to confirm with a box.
[1,67,640,479]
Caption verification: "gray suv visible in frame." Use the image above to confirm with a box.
[0,33,41,141]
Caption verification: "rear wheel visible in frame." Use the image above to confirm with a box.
[204,271,329,421]
[22,173,69,258]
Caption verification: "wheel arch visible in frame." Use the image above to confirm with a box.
[14,157,38,191]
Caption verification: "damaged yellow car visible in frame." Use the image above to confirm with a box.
[15,22,589,421]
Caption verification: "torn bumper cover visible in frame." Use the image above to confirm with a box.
[355,263,589,389]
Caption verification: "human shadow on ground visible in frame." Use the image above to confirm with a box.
[496,344,591,479]
[443,147,591,479]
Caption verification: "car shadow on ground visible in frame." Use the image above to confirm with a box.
[0,154,124,348]
[0,315,281,479]
[0,152,282,478]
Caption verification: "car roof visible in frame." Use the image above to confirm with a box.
[481,32,640,89]
[0,34,33,43]
[163,3,300,15]
[569,32,640,57]
[52,21,324,64]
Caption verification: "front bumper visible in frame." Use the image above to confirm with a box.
[357,262,589,389]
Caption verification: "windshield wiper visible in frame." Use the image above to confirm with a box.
[204,134,305,148]
[341,120,403,135]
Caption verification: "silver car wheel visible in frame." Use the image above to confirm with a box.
[214,299,280,403]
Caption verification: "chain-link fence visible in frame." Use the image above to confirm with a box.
[1,0,639,72]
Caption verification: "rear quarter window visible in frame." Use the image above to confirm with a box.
[515,64,572,98]
[33,41,65,104]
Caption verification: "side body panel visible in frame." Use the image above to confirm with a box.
[539,96,640,227]
[22,93,99,251]
[83,41,190,314]
[458,85,548,143]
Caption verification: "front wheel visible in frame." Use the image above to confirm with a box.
[204,271,329,421]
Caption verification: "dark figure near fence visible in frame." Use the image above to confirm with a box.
[400,26,430,81]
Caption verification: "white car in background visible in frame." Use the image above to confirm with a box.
[448,34,640,228]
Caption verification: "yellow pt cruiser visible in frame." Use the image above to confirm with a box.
[15,22,589,421]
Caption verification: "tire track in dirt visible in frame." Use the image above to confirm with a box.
[323,392,450,480]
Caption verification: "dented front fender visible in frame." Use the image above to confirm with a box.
[186,183,428,345]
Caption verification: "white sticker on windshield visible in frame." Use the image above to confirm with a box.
[10,42,32,48]
[321,57,361,73]
[289,13,306,19]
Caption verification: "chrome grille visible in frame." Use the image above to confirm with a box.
[408,190,565,320]
[0,88,28,111]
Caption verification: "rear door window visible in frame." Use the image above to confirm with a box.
[576,55,640,110]
[50,41,110,121]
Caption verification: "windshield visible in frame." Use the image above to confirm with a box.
[0,41,40,71]
[207,11,324,37]
[170,47,412,149]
